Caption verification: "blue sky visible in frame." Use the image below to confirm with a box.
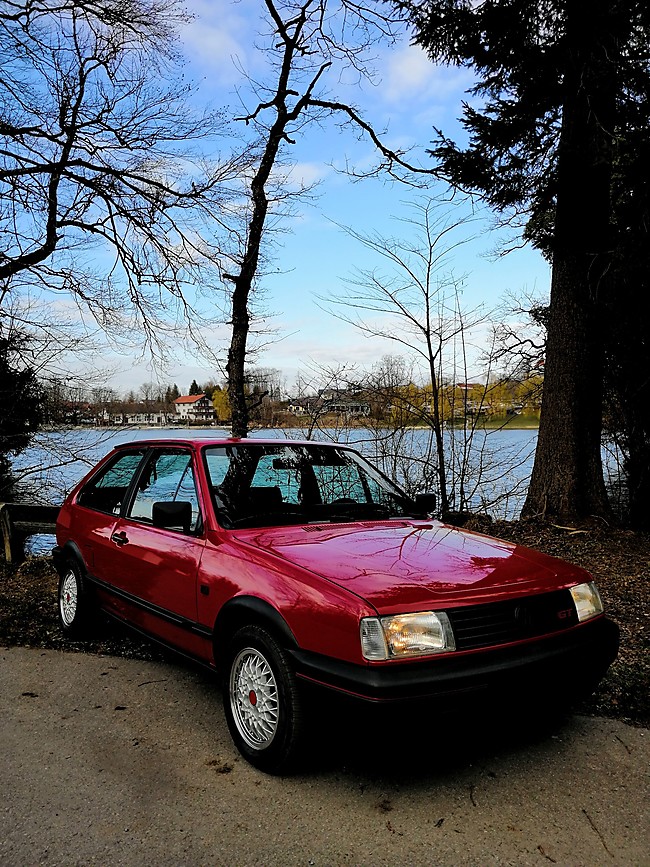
[105,0,550,395]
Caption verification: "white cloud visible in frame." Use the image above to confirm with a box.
[380,44,474,108]
[285,161,330,189]
[181,0,255,86]
[383,45,433,101]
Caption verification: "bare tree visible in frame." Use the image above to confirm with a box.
[0,0,250,352]
[324,197,487,514]
[224,0,420,437]
[488,291,547,383]
[139,382,158,406]
[287,361,363,441]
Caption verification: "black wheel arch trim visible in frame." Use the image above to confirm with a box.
[213,596,298,666]
[52,542,87,579]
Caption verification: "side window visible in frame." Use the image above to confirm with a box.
[76,451,145,515]
[361,473,398,509]
[128,450,200,532]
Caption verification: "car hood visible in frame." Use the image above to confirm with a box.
[234,520,589,614]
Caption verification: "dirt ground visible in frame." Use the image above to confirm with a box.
[0,520,648,727]
[1,646,648,866]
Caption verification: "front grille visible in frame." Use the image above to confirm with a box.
[447,589,578,651]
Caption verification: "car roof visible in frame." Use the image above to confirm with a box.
[112,437,341,451]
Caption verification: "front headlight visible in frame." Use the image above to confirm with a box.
[360,611,456,661]
[570,581,604,622]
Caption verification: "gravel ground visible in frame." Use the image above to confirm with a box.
[1,520,648,727]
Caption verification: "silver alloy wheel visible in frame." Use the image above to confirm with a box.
[229,646,279,750]
[60,570,78,627]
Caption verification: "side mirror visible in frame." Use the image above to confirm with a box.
[414,492,437,515]
[152,501,193,533]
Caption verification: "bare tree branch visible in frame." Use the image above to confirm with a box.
[1,0,254,353]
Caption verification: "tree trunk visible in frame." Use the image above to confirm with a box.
[523,253,610,520]
[426,352,450,515]
[606,300,650,528]
[625,422,650,528]
[224,3,312,439]
[226,279,251,438]
[225,124,276,440]
[522,0,616,522]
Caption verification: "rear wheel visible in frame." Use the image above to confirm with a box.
[223,625,304,774]
[57,562,97,638]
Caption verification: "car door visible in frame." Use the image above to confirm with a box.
[73,447,148,579]
[94,447,206,644]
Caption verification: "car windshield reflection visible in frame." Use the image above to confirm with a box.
[203,443,420,528]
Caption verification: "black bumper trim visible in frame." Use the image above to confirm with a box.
[87,573,214,639]
[289,617,619,703]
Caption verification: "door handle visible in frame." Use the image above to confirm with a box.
[111,531,129,546]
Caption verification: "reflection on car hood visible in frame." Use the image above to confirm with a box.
[235,520,590,614]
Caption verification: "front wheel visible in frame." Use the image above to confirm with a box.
[57,562,98,638]
[223,625,304,774]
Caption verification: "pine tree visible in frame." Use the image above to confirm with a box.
[394,0,650,523]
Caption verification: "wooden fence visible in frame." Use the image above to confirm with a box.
[0,503,60,566]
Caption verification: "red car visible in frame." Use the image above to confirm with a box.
[54,438,618,773]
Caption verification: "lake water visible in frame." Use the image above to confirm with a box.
[12,425,539,523]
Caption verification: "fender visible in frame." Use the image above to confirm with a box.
[213,595,298,665]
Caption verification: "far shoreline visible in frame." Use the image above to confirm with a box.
[40,417,541,433]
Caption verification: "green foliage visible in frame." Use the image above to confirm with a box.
[0,332,44,492]
[188,380,201,396]
[164,384,180,405]
[400,0,649,252]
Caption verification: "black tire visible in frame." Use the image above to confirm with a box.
[223,625,304,774]
[57,561,98,638]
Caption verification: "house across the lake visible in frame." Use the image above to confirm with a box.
[173,393,216,424]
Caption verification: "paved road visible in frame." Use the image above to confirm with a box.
[1,646,648,866]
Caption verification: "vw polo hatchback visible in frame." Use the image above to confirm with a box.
[54,438,619,772]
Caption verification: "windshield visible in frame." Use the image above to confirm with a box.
[203,443,421,528]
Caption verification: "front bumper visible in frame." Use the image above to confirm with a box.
[289,616,619,705]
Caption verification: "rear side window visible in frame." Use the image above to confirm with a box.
[128,450,200,532]
[76,451,145,515]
